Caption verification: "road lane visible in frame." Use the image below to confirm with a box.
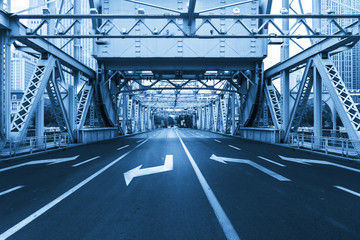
[178,128,360,239]
[1,128,360,239]
[1,129,226,240]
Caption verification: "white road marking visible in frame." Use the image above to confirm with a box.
[117,145,129,150]
[175,130,240,240]
[72,156,100,167]
[279,155,360,173]
[0,139,149,240]
[334,185,360,198]
[257,156,286,167]
[214,139,222,143]
[210,155,290,182]
[136,139,143,143]
[124,155,173,186]
[0,156,80,172]
[0,186,24,197]
[228,145,241,151]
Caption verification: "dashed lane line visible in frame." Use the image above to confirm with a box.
[0,186,24,197]
[334,185,360,198]
[228,145,241,151]
[214,139,222,143]
[0,139,149,240]
[72,156,100,167]
[117,145,130,151]
[257,156,286,167]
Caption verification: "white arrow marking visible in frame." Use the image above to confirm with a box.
[278,155,360,173]
[0,186,24,197]
[0,155,80,173]
[210,154,290,181]
[124,155,173,186]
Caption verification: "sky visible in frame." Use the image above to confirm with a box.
[10,0,29,13]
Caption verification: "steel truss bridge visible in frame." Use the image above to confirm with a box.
[1,0,360,156]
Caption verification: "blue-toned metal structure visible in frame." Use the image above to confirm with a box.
[1,0,360,157]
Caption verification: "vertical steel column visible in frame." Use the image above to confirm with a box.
[72,0,81,136]
[231,93,235,134]
[313,0,322,146]
[313,68,322,147]
[4,32,10,140]
[331,102,337,137]
[281,0,290,130]
[0,30,6,140]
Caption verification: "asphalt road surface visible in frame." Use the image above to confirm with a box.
[1,128,360,240]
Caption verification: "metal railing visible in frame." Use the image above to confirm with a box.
[289,133,360,158]
[0,133,70,158]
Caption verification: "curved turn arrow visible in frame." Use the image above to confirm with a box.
[124,155,173,186]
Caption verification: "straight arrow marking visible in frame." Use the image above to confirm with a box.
[124,155,173,186]
[0,155,80,173]
[278,155,360,173]
[210,154,290,181]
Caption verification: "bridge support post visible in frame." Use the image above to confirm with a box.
[313,68,322,148]
[35,95,45,145]
[0,30,11,142]
[281,0,290,132]
[231,93,235,134]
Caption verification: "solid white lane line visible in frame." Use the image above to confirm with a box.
[257,156,286,167]
[0,186,24,197]
[214,139,222,143]
[0,139,149,240]
[334,185,360,198]
[175,130,240,240]
[72,156,100,167]
[228,145,241,151]
[117,145,130,151]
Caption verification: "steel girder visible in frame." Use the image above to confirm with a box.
[313,55,360,145]
[0,11,95,79]
[10,56,74,142]
[265,21,360,79]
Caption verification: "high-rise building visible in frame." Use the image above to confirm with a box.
[321,0,360,91]
[10,50,37,91]
[27,0,96,70]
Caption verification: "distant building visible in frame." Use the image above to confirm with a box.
[321,0,360,93]
[10,50,37,91]
[28,0,96,71]
[10,90,24,120]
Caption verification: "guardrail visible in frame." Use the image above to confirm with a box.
[289,133,360,158]
[0,134,70,158]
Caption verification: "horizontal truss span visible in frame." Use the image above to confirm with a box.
[12,35,360,39]
[12,14,360,19]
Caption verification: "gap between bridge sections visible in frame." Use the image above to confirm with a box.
[175,129,240,240]
[0,139,149,240]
